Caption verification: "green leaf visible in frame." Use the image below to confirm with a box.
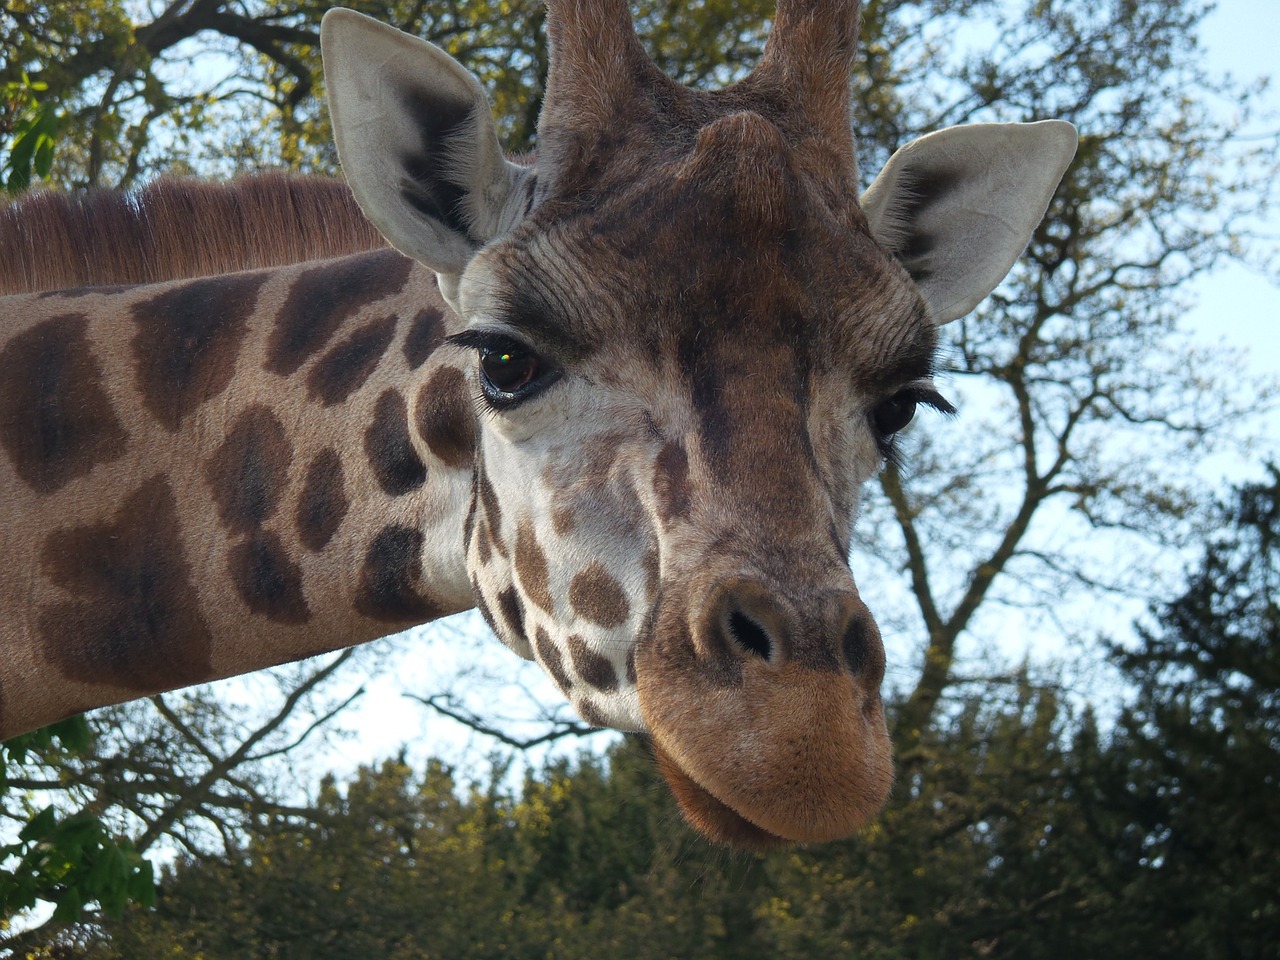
[18,805,58,843]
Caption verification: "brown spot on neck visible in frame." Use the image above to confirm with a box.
[37,475,213,690]
[295,448,348,551]
[403,306,446,369]
[364,389,427,495]
[266,249,411,377]
[306,314,397,406]
[204,405,292,534]
[228,532,310,624]
[0,313,127,493]
[415,366,477,470]
[355,524,440,625]
[132,272,268,432]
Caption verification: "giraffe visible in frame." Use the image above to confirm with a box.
[0,0,1076,847]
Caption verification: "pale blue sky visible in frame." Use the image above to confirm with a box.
[1188,0,1279,483]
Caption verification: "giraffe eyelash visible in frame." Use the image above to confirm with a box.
[872,383,955,467]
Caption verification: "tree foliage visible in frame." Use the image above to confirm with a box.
[1092,466,1280,958]
[0,653,363,956]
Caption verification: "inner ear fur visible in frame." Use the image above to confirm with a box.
[320,8,530,277]
[861,120,1078,324]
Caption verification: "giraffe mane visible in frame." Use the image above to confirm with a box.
[0,171,388,296]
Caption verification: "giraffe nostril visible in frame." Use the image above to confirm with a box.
[728,610,773,661]
[842,610,876,675]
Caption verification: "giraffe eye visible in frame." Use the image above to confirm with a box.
[480,343,541,394]
[872,394,918,438]
[870,384,955,459]
[445,330,561,409]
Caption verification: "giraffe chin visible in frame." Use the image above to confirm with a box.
[636,659,895,848]
[650,741,794,850]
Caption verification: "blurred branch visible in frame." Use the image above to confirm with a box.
[406,693,601,750]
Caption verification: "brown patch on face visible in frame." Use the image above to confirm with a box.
[653,441,691,524]
[514,520,554,613]
[569,563,630,628]
[552,504,576,536]
[475,467,507,556]
[296,448,348,551]
[641,547,660,601]
[37,475,213,690]
[415,366,476,469]
[355,524,440,624]
[533,626,574,694]
[0,313,127,494]
[266,249,411,377]
[204,405,291,534]
[403,306,446,369]
[496,586,527,647]
[625,646,637,685]
[473,587,502,639]
[228,532,311,624]
[568,635,618,692]
[132,272,267,432]
[306,314,396,406]
[364,389,427,495]
[577,698,608,728]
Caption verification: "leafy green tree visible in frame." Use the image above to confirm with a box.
[0,0,774,188]
[0,719,154,943]
[1,652,362,957]
[94,684,1105,959]
[0,71,57,194]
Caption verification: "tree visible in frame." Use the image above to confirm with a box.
[843,0,1278,752]
[0,652,364,957]
[0,0,776,190]
[1086,467,1280,958]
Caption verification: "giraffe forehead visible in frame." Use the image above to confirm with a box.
[471,161,930,384]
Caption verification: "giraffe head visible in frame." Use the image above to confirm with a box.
[322,0,1076,846]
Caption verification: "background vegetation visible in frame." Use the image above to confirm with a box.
[2,0,1277,956]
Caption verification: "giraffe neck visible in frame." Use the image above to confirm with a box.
[0,249,477,738]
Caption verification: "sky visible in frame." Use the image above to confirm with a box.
[1186,0,1279,454]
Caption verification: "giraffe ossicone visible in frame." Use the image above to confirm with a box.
[0,0,1076,847]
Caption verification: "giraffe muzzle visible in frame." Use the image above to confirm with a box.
[635,571,894,846]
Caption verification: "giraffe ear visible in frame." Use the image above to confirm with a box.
[860,121,1077,324]
[321,9,530,277]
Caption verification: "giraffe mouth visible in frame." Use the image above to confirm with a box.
[636,659,895,848]
[649,740,794,849]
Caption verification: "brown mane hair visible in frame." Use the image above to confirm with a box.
[0,172,389,295]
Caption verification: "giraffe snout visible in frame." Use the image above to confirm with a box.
[635,564,894,847]
[693,574,885,683]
